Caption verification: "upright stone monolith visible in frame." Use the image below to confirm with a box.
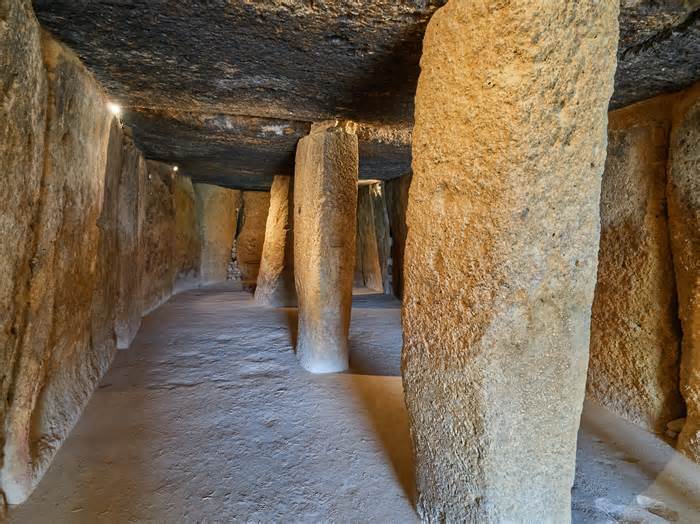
[255,176,296,306]
[294,120,358,373]
[402,1,618,521]
[668,86,700,462]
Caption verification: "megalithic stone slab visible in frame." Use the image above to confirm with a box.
[402,1,618,522]
[668,85,700,462]
[255,176,297,306]
[294,120,358,373]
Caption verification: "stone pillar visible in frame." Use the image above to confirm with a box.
[668,86,700,462]
[386,173,411,299]
[255,176,296,306]
[355,183,384,292]
[194,183,240,285]
[587,96,683,432]
[402,2,618,522]
[372,183,392,294]
[294,120,358,373]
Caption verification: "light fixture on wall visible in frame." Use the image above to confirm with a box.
[107,102,122,116]
[173,166,179,172]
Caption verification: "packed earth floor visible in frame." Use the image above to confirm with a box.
[8,284,700,523]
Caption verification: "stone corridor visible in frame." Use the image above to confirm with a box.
[7,285,700,523]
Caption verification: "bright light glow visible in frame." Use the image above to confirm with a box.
[173,166,179,172]
[107,102,122,116]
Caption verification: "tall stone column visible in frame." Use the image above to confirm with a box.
[668,87,700,462]
[402,2,618,522]
[255,176,297,306]
[294,121,358,373]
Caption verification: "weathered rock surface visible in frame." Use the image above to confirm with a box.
[587,95,684,432]
[0,0,48,487]
[140,161,177,315]
[1,29,113,504]
[194,183,240,285]
[255,176,297,307]
[354,183,390,293]
[173,174,201,288]
[402,2,618,521]
[667,84,700,462]
[236,191,271,288]
[294,121,358,373]
[114,133,147,349]
[385,173,411,299]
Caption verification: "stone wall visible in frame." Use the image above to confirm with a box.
[236,191,270,287]
[0,4,217,503]
[587,95,684,432]
[385,173,411,299]
[354,182,391,293]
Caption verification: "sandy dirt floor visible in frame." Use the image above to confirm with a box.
[8,284,700,522]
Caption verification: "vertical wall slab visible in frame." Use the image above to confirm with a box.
[1,32,113,503]
[372,183,392,294]
[294,121,358,373]
[194,183,240,285]
[402,2,618,521]
[355,184,384,291]
[0,0,47,484]
[255,176,297,306]
[115,135,147,349]
[668,86,700,462]
[385,173,412,299]
[140,161,177,315]
[237,191,271,288]
[587,96,683,432]
[173,174,201,289]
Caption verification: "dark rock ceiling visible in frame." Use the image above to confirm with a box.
[33,0,700,190]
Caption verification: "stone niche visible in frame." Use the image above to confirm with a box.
[587,94,684,432]
[236,191,271,289]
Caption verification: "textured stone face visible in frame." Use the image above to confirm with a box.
[587,96,684,432]
[385,173,411,299]
[173,174,201,287]
[255,176,296,307]
[1,30,113,503]
[140,161,177,315]
[194,183,240,285]
[402,1,618,522]
[115,135,147,349]
[0,0,47,483]
[667,85,700,462]
[354,183,391,293]
[294,121,358,373]
[237,191,271,287]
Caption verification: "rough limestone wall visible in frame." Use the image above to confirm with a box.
[115,133,147,349]
[372,183,391,294]
[587,95,684,432]
[173,174,201,289]
[385,173,411,299]
[194,183,240,285]
[237,191,271,287]
[1,24,114,503]
[294,121,358,373]
[402,1,618,522]
[0,0,48,491]
[668,83,700,461]
[355,184,384,291]
[141,161,177,315]
[255,176,297,306]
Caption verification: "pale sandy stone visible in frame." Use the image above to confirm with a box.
[587,95,683,432]
[294,121,358,373]
[355,184,384,291]
[194,183,240,285]
[255,176,296,306]
[237,191,270,288]
[668,84,700,463]
[0,0,47,485]
[114,135,147,349]
[1,32,113,504]
[402,1,618,521]
[372,183,391,294]
[173,174,201,288]
[140,161,177,315]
